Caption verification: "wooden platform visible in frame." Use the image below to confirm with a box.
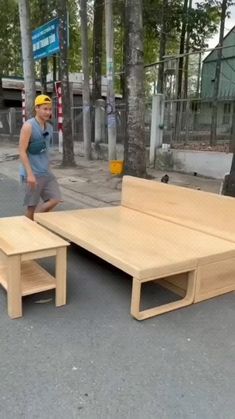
[0,216,69,319]
[35,176,235,320]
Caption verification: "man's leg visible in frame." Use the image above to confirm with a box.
[37,199,60,213]
[26,205,36,220]
[37,174,62,213]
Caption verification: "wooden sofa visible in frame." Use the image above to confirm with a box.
[35,176,235,320]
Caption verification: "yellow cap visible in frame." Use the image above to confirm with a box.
[35,95,52,106]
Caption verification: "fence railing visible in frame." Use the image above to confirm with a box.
[0,97,233,148]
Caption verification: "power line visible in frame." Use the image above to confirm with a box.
[145,43,235,68]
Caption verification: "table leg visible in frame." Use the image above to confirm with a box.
[7,255,22,319]
[55,247,67,306]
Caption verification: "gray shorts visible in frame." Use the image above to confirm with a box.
[23,173,62,207]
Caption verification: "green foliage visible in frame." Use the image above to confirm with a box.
[186,1,221,50]
[0,0,22,76]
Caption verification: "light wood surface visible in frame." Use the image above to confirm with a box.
[55,247,67,306]
[0,216,69,319]
[0,216,68,256]
[35,207,235,279]
[131,271,196,321]
[0,260,56,296]
[35,176,235,320]
[6,255,21,319]
[122,175,235,243]
[195,257,235,302]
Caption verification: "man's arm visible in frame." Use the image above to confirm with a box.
[19,122,37,188]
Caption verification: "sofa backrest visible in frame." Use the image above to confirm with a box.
[121,175,235,243]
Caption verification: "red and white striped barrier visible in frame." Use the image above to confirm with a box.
[22,89,26,123]
[55,81,63,153]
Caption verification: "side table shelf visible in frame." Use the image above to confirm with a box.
[0,216,69,319]
[0,260,56,297]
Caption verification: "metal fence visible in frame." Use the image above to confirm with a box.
[0,96,233,149]
[163,98,233,147]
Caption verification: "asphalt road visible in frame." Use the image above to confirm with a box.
[0,175,234,419]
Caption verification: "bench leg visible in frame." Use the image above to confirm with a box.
[7,255,22,319]
[55,247,67,307]
[131,270,196,321]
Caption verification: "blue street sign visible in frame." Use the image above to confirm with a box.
[32,18,60,60]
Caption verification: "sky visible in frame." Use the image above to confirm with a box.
[192,1,235,50]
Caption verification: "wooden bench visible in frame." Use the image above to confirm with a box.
[35,176,235,320]
[0,216,69,319]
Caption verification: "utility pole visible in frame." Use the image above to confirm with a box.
[210,0,227,146]
[105,0,117,160]
[18,0,36,119]
[80,0,91,159]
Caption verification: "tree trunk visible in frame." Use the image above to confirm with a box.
[80,0,91,159]
[210,0,227,146]
[157,0,167,94]
[92,0,103,102]
[177,0,188,100]
[18,0,36,119]
[183,0,192,99]
[174,0,188,142]
[124,0,146,178]
[105,0,117,160]
[58,0,75,166]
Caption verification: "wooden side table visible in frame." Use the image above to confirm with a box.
[0,216,69,319]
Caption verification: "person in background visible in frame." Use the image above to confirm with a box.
[19,94,62,220]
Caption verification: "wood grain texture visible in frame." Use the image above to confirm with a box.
[35,176,235,319]
[195,257,235,302]
[121,176,235,243]
[35,206,235,281]
[0,216,69,318]
[0,216,69,256]
[0,260,56,297]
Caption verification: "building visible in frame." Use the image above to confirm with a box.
[200,26,235,133]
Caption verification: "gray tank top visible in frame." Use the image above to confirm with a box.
[19,117,53,177]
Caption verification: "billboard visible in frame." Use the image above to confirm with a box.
[32,18,60,60]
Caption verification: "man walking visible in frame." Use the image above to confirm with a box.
[19,94,62,220]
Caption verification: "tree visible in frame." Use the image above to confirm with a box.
[92,0,104,101]
[57,0,75,166]
[105,0,117,160]
[210,0,232,146]
[0,0,21,129]
[157,0,168,93]
[124,0,146,177]
[18,0,36,119]
[80,0,91,159]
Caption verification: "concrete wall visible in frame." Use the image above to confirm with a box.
[74,142,233,180]
[156,149,233,179]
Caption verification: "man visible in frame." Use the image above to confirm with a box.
[19,94,62,220]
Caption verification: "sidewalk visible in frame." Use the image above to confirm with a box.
[0,143,222,211]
